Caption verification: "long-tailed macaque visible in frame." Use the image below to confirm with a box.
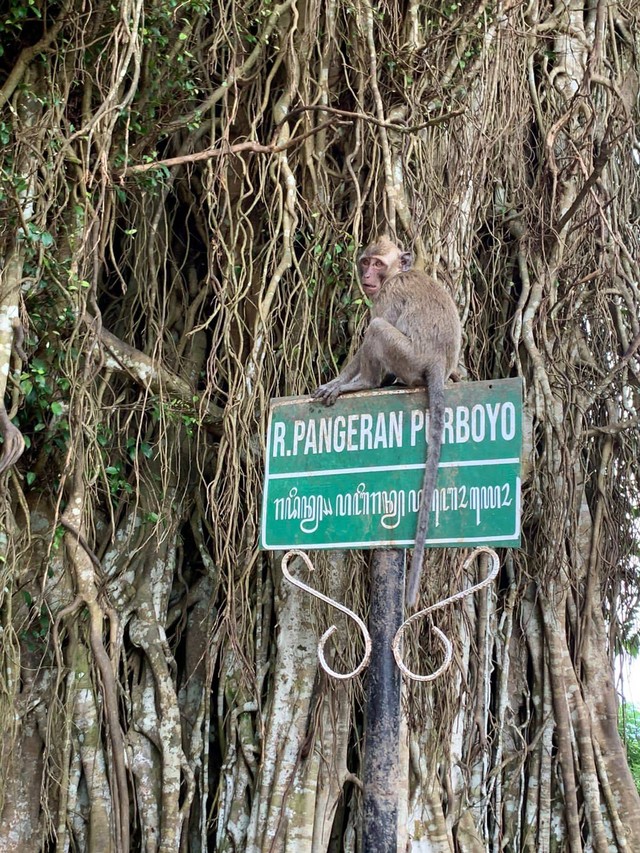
[313,236,461,607]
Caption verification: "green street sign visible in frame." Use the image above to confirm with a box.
[260,379,522,551]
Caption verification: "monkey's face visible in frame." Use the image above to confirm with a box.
[359,254,391,299]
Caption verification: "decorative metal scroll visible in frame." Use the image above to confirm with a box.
[281,549,372,681]
[392,547,500,682]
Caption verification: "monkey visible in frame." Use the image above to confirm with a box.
[313,236,461,608]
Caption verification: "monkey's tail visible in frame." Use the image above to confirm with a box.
[405,365,445,608]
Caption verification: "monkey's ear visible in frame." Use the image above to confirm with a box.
[399,251,413,271]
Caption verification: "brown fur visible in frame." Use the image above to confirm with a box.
[313,238,461,607]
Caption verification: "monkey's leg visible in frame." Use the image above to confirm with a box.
[314,341,389,404]
[318,321,414,402]
[362,318,425,386]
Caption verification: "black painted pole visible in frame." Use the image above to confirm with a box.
[363,548,405,853]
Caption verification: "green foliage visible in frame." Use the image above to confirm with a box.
[0,0,42,42]
[12,256,93,470]
[23,223,55,247]
[619,703,640,793]
[116,0,211,146]
[19,590,50,654]
[180,414,198,437]
[126,436,154,461]
[311,238,357,299]
[18,354,70,453]
[104,461,133,497]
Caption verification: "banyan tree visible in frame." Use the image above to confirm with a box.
[1,1,640,850]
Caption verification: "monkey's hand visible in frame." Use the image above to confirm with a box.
[312,379,343,406]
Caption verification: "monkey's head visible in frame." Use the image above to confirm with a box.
[359,236,413,299]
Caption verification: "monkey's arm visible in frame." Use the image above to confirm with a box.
[312,351,362,405]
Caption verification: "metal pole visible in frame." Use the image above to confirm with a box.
[363,548,405,853]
